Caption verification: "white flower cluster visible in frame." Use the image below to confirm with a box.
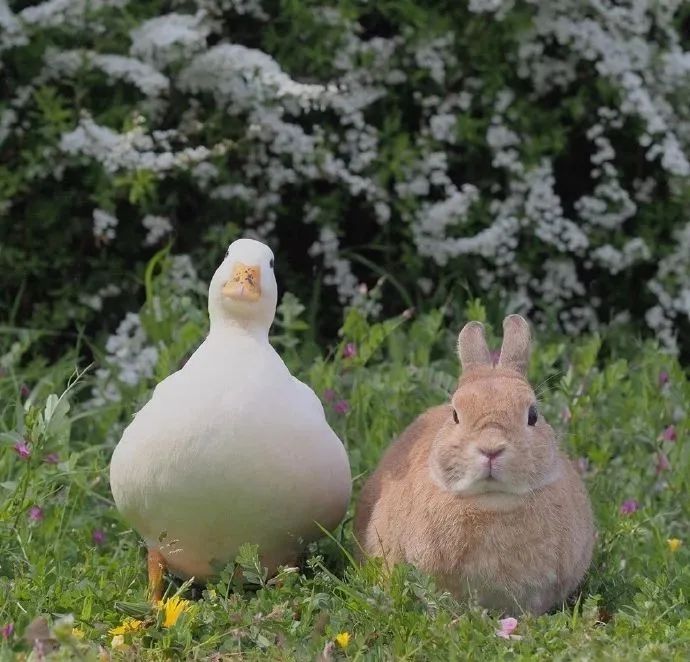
[590,239,651,276]
[90,312,159,406]
[196,0,268,22]
[519,0,690,178]
[16,0,127,29]
[60,114,228,174]
[92,208,118,243]
[79,284,121,311]
[646,222,690,354]
[178,43,336,112]
[46,49,169,97]
[130,12,210,68]
[91,254,204,405]
[0,0,28,56]
[142,214,172,246]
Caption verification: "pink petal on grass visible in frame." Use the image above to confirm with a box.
[619,499,639,515]
[342,342,357,359]
[496,617,518,639]
[28,506,43,522]
[13,440,31,459]
[92,529,106,546]
[658,370,670,387]
[333,399,350,415]
[1,623,13,639]
[661,425,677,442]
[44,452,60,464]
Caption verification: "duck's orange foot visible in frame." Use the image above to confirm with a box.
[147,548,166,603]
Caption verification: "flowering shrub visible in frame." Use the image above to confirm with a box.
[2,0,690,353]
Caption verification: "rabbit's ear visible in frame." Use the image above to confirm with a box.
[458,321,491,371]
[497,314,531,376]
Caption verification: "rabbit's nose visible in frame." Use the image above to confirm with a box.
[480,447,505,461]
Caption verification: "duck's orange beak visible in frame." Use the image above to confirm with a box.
[222,262,261,302]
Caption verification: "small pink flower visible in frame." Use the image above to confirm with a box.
[619,499,639,515]
[323,389,336,402]
[44,452,60,464]
[496,616,518,639]
[20,384,30,399]
[333,399,350,415]
[1,623,13,639]
[342,342,357,359]
[656,452,670,474]
[658,370,670,387]
[92,529,106,546]
[28,505,43,522]
[661,425,677,442]
[13,440,31,459]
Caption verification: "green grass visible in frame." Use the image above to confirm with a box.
[1,291,689,660]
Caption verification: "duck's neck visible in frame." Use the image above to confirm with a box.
[208,318,270,345]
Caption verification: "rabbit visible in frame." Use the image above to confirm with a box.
[354,315,594,615]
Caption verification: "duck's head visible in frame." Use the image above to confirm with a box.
[208,238,278,331]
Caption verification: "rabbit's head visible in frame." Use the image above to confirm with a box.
[429,315,561,499]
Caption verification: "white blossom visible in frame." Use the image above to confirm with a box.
[92,208,118,243]
[142,215,172,246]
[178,44,335,112]
[130,13,210,68]
[46,49,168,96]
[19,0,128,28]
[60,115,225,174]
[0,1,27,54]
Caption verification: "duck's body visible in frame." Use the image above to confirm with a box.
[110,239,351,584]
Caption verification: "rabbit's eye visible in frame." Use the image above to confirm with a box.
[452,408,459,424]
[527,404,538,426]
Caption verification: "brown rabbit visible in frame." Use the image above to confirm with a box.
[354,315,594,615]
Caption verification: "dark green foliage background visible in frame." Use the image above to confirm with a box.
[2,1,690,355]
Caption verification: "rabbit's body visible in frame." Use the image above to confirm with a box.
[354,317,594,615]
[355,406,593,613]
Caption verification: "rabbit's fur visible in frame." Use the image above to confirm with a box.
[354,315,594,614]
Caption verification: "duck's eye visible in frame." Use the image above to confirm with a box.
[452,408,459,424]
[527,404,538,426]
[269,258,274,269]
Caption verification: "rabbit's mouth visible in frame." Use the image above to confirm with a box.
[477,475,508,492]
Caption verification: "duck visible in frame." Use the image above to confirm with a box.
[109,238,352,599]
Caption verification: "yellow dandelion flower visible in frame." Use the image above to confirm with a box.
[335,632,351,649]
[108,617,144,636]
[158,595,192,628]
[667,538,682,552]
[71,627,85,639]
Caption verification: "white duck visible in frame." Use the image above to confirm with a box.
[110,238,352,599]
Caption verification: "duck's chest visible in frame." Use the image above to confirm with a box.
[113,340,301,472]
